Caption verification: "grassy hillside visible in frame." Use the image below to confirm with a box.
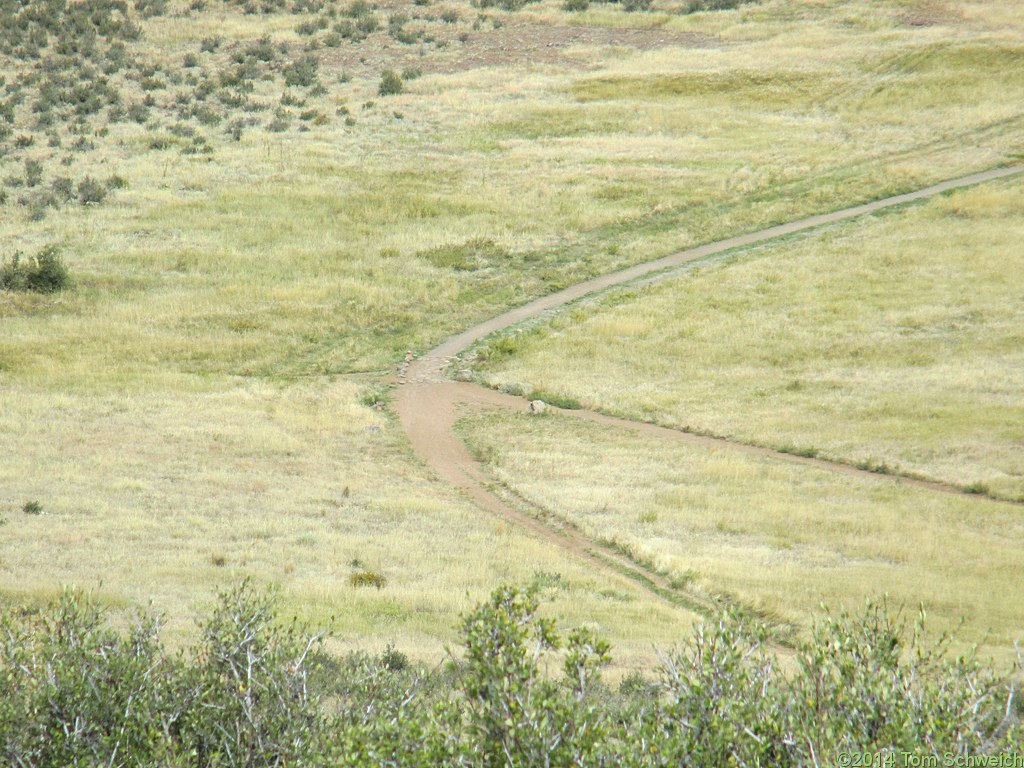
[2,0,1023,662]
[474,177,1024,501]
[458,407,1024,663]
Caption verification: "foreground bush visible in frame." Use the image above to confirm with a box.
[0,581,329,767]
[0,582,1020,766]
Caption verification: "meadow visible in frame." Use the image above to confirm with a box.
[473,177,1024,502]
[2,0,1023,666]
[458,406,1024,663]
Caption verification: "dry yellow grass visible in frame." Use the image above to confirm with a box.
[458,409,1024,665]
[477,177,1024,500]
[0,376,694,665]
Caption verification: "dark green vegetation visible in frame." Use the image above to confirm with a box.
[0,245,68,293]
[1,581,1020,766]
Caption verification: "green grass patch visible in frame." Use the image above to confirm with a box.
[416,238,509,271]
[526,389,584,410]
[571,70,828,108]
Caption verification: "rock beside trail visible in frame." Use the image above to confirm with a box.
[529,400,547,415]
[455,369,473,382]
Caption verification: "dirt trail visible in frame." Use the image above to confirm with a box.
[399,377,711,615]
[395,164,1024,611]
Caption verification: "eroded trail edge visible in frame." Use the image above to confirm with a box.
[395,164,1024,617]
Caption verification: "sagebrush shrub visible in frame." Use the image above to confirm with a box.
[378,68,403,96]
[284,55,320,88]
[1,245,69,293]
[77,176,107,204]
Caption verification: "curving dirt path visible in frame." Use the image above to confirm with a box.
[395,164,1024,612]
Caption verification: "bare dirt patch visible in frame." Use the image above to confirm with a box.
[319,17,719,79]
[901,0,962,28]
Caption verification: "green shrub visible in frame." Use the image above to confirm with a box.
[458,584,611,766]
[296,19,318,36]
[0,580,330,766]
[51,176,74,201]
[135,0,168,18]
[388,12,409,35]
[356,14,379,34]
[23,158,43,187]
[475,0,536,11]
[77,176,107,204]
[349,570,387,589]
[127,101,149,123]
[246,36,277,61]
[645,607,793,765]
[192,104,222,125]
[1,245,69,293]
[226,118,246,141]
[345,0,373,17]
[381,643,409,672]
[378,68,404,96]
[0,591,174,765]
[178,580,329,764]
[0,581,1018,765]
[283,55,320,88]
[333,19,359,39]
[789,600,1020,758]
[563,0,589,10]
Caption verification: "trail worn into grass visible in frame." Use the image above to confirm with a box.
[396,164,1024,611]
